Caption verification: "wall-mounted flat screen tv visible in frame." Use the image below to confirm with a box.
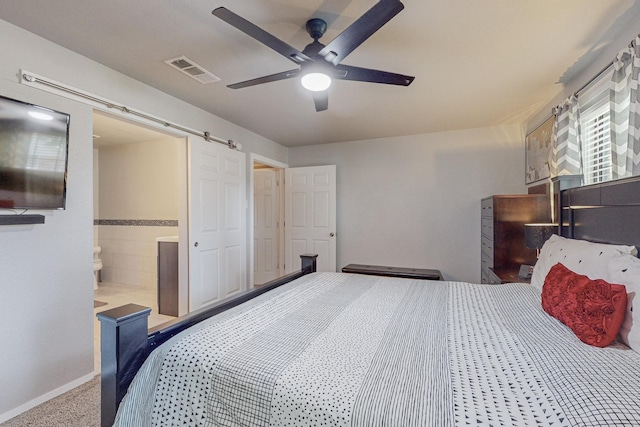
[0,95,70,209]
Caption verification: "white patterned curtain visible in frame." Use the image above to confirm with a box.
[551,95,582,176]
[610,35,640,178]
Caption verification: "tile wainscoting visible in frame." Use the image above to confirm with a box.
[94,219,178,289]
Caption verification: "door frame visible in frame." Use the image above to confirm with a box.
[248,153,288,288]
[93,110,190,316]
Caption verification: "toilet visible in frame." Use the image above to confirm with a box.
[93,246,103,290]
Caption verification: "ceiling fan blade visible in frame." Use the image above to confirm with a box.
[312,90,328,112]
[318,0,404,66]
[213,7,312,65]
[227,69,300,89]
[335,64,414,86]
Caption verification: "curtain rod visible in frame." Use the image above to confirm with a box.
[575,61,615,97]
[572,32,639,98]
[20,72,240,150]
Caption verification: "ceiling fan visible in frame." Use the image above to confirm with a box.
[212,0,415,112]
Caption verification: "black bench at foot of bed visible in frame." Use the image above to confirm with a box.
[97,254,318,427]
[342,263,444,281]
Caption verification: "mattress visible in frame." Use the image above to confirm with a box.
[114,272,640,426]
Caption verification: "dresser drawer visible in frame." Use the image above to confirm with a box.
[481,239,494,262]
[481,267,489,284]
[481,197,494,218]
[481,251,493,270]
[481,217,494,239]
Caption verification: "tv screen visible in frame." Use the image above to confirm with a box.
[0,95,70,209]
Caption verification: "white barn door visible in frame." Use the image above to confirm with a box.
[284,165,336,273]
[189,139,246,311]
[254,169,279,285]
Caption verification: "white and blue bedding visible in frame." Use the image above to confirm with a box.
[114,272,640,426]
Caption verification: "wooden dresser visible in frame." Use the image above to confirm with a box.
[481,195,551,284]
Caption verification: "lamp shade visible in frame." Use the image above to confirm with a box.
[524,223,558,249]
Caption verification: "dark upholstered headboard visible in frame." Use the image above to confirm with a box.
[560,175,640,251]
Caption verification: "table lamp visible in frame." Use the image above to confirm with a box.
[525,223,558,258]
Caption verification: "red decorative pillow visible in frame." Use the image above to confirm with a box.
[541,263,627,347]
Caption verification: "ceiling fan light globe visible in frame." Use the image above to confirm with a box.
[301,72,332,91]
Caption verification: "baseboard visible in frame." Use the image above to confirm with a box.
[0,372,95,424]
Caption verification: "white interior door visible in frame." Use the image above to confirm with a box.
[189,139,246,311]
[284,165,336,273]
[254,169,279,285]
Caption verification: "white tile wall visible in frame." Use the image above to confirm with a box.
[97,225,178,288]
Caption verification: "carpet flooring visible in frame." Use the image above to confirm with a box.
[0,376,100,427]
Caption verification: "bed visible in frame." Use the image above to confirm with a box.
[100,175,640,426]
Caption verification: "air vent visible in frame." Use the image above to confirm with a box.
[164,56,221,84]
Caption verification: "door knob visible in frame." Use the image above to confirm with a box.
[194,242,199,247]
[330,232,335,237]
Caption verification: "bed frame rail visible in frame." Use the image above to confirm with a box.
[97,254,318,427]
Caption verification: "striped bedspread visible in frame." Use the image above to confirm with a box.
[114,273,640,426]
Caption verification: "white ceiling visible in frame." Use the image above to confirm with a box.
[92,111,180,148]
[2,0,639,147]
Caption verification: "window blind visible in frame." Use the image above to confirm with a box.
[578,69,613,185]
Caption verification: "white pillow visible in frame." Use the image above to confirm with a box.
[530,234,637,291]
[609,254,640,352]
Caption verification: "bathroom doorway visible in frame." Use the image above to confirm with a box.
[250,155,287,287]
[92,111,187,371]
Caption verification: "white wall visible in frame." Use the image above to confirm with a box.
[0,83,95,420]
[98,225,178,288]
[289,124,527,283]
[98,139,180,220]
[0,18,288,422]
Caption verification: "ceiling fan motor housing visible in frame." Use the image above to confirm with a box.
[306,18,327,40]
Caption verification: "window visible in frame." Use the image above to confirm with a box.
[580,103,612,184]
[578,68,613,185]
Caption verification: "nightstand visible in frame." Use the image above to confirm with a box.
[487,267,531,284]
